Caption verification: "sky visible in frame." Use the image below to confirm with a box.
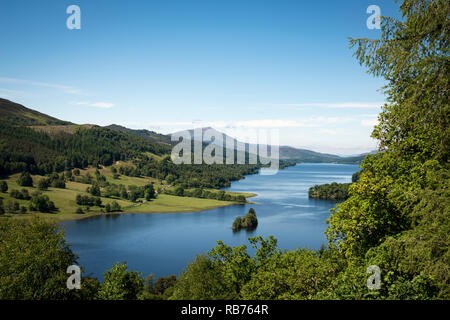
[0,0,401,155]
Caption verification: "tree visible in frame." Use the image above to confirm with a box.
[5,200,19,214]
[0,181,7,193]
[94,197,102,207]
[241,249,336,300]
[38,177,51,190]
[232,208,258,230]
[170,255,233,300]
[327,0,449,259]
[0,218,78,299]
[17,171,33,187]
[174,186,184,197]
[324,0,449,299]
[110,201,121,212]
[97,262,144,300]
[144,184,155,201]
[87,184,101,197]
[29,194,56,213]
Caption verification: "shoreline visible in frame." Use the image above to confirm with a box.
[0,193,258,223]
[58,193,258,222]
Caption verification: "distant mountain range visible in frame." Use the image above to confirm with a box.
[172,127,368,164]
[0,98,370,164]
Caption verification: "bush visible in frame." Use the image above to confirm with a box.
[0,181,8,193]
[110,201,121,212]
[38,177,51,190]
[17,172,33,187]
[97,262,144,300]
[5,200,20,214]
[75,194,101,207]
[51,179,66,189]
[29,194,56,213]
[10,189,30,200]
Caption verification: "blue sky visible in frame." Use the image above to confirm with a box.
[0,0,401,155]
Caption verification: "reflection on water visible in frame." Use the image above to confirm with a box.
[62,163,358,279]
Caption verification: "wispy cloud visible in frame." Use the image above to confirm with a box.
[70,101,115,109]
[0,77,82,94]
[317,128,337,135]
[361,119,379,127]
[136,117,357,131]
[283,102,384,109]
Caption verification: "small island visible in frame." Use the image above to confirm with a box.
[232,208,258,231]
[308,182,351,201]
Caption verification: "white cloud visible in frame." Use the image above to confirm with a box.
[70,101,115,108]
[141,117,356,130]
[361,119,379,126]
[233,119,311,128]
[0,77,82,94]
[284,102,384,109]
[317,128,337,135]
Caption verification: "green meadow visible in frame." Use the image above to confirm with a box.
[0,169,256,222]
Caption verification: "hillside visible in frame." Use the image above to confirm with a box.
[173,127,366,164]
[105,124,173,145]
[0,98,72,126]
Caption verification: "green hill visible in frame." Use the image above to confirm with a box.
[105,124,173,145]
[0,98,72,126]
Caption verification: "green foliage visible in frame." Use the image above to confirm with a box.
[17,171,33,187]
[232,208,258,230]
[75,207,84,214]
[75,194,101,207]
[0,218,77,299]
[0,122,171,176]
[171,236,280,299]
[170,254,234,300]
[37,177,50,190]
[105,201,121,212]
[87,184,101,197]
[29,193,56,213]
[241,249,337,299]
[352,170,362,183]
[0,181,7,193]
[323,0,450,299]
[9,188,30,200]
[4,200,20,214]
[97,262,144,300]
[309,182,351,201]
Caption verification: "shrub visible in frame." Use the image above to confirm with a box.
[17,172,33,187]
[0,181,8,193]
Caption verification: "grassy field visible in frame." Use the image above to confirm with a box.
[0,170,256,222]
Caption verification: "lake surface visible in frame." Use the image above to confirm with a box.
[62,163,358,279]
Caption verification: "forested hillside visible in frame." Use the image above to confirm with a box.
[0,98,71,126]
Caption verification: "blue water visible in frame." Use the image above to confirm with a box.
[62,163,358,279]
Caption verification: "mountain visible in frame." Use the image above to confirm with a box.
[0,99,172,176]
[0,98,366,168]
[105,124,173,145]
[0,98,72,126]
[172,127,366,164]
